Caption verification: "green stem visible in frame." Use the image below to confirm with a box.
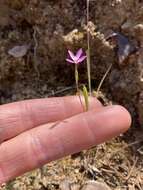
[74,65,84,111]
[75,64,79,93]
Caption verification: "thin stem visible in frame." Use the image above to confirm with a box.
[74,65,85,111]
[33,26,40,79]
[75,64,79,92]
[96,63,113,97]
[87,0,92,96]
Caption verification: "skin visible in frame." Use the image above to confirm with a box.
[0,96,131,184]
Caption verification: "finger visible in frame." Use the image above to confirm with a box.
[0,105,131,184]
[0,96,102,142]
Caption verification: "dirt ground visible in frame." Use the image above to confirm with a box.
[0,0,143,189]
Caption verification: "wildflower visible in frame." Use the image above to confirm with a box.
[66,48,89,111]
[66,48,87,64]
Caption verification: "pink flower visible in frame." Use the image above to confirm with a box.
[66,48,87,64]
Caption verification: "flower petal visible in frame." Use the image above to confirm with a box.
[68,50,76,61]
[77,56,87,63]
[75,48,83,60]
[66,58,75,64]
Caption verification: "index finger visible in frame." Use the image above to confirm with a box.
[0,96,102,142]
[0,105,131,184]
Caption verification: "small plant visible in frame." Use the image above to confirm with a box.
[65,0,113,110]
[66,49,89,111]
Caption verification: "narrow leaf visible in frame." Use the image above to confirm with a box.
[82,85,89,111]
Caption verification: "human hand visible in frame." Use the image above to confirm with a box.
[0,96,131,184]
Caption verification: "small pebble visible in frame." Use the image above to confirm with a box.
[8,44,30,58]
[81,181,111,190]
